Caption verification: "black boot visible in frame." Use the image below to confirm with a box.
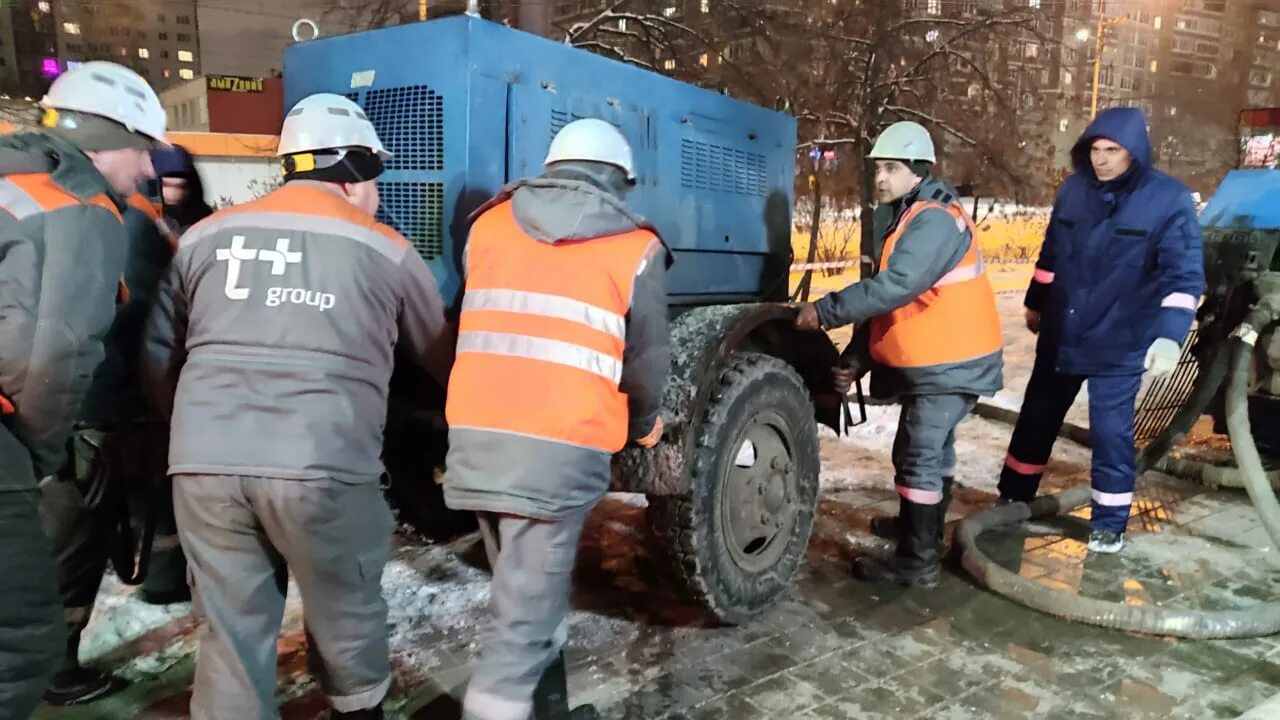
[533,652,598,720]
[870,477,953,542]
[331,703,384,719]
[853,498,944,588]
[42,630,127,706]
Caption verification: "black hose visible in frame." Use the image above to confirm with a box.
[1137,345,1230,474]
[956,310,1280,639]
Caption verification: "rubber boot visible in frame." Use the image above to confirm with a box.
[853,498,943,588]
[870,477,953,542]
[42,627,126,706]
[533,652,598,720]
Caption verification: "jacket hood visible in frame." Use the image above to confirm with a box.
[1071,108,1151,182]
[0,131,116,202]
[152,144,197,178]
[479,177,656,244]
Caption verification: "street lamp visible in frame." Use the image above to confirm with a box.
[1080,1,1127,119]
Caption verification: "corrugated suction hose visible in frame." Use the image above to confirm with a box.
[955,304,1280,639]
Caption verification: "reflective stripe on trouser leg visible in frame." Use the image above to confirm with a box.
[172,474,289,720]
[892,394,978,505]
[242,477,395,714]
[1087,372,1144,534]
[999,356,1086,502]
[464,507,592,720]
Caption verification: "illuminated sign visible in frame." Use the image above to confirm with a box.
[207,75,265,93]
[40,57,60,78]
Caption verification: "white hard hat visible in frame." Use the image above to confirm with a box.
[278,93,390,159]
[39,61,167,144]
[545,118,635,180]
[868,121,936,164]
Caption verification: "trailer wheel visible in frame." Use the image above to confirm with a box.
[647,352,820,625]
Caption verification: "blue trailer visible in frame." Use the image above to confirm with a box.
[283,15,843,624]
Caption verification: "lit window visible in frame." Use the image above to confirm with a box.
[163,68,171,78]
[38,1,50,12]
[1154,16,1162,30]
[618,18,627,31]
[179,68,194,80]
[1150,59,1158,71]
[1064,71,1073,84]
[663,59,676,70]
[63,22,81,34]
[701,0,710,11]
[1059,118,1069,132]
[138,48,150,59]
[927,0,941,15]
[178,50,194,62]
[699,53,709,66]
[663,6,676,17]
[1029,0,1040,8]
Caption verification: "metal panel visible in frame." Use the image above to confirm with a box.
[283,15,798,304]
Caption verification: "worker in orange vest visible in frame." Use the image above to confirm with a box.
[445,118,669,720]
[795,121,1004,587]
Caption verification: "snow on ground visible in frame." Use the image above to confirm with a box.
[67,287,1097,717]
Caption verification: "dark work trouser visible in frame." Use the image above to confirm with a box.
[463,506,593,720]
[0,487,66,720]
[38,425,186,671]
[37,471,110,668]
[893,393,978,505]
[173,474,395,720]
[998,355,1144,534]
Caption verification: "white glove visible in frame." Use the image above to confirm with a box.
[1143,338,1182,377]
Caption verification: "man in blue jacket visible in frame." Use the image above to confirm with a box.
[997,107,1205,554]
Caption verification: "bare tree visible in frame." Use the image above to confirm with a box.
[565,0,1056,291]
[315,0,420,32]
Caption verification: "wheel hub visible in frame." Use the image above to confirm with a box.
[721,411,798,573]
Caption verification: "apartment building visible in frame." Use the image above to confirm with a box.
[56,0,201,89]
[0,0,61,98]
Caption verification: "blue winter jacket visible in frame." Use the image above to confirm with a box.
[1025,108,1205,376]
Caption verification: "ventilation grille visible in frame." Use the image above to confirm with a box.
[550,109,587,142]
[680,139,767,197]
[364,86,444,171]
[376,181,445,260]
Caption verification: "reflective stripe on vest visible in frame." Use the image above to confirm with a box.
[445,200,658,453]
[0,174,120,221]
[869,200,1003,369]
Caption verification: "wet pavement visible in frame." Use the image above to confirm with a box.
[35,468,1280,720]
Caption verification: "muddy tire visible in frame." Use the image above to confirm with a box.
[647,352,820,625]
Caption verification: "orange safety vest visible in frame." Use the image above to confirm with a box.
[126,192,179,250]
[869,200,1002,368]
[445,200,660,454]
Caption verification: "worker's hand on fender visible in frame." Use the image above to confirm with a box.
[635,417,663,448]
[1025,309,1041,335]
[1144,338,1182,377]
[832,365,858,395]
[794,303,823,332]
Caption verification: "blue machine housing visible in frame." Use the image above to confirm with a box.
[282,15,798,308]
